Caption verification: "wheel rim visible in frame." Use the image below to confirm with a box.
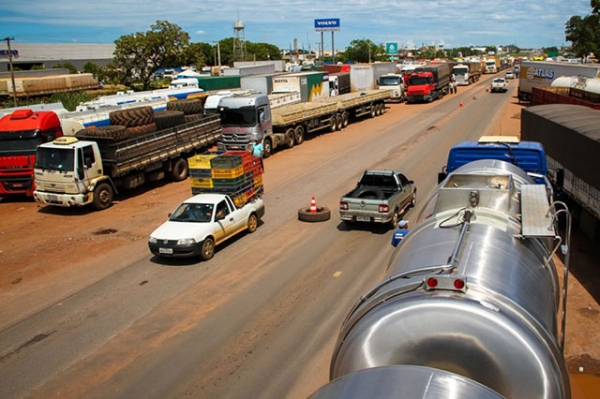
[264,140,272,158]
[203,240,214,258]
[295,126,304,145]
[248,215,258,232]
[99,189,111,205]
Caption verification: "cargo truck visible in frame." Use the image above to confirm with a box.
[240,72,288,94]
[406,63,450,103]
[531,85,600,110]
[218,90,390,157]
[329,72,351,96]
[452,61,482,85]
[0,73,99,97]
[271,71,328,102]
[522,104,600,239]
[377,73,405,102]
[518,60,600,102]
[0,109,64,197]
[350,62,398,91]
[33,113,222,210]
[484,57,499,74]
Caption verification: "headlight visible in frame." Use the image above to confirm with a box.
[177,238,197,246]
[149,237,158,244]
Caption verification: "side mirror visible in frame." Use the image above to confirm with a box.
[437,172,447,184]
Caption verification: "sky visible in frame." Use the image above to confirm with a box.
[0,1,594,52]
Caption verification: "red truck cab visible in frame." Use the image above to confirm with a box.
[406,71,435,102]
[0,109,63,196]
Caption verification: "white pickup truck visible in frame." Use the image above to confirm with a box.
[148,193,265,260]
[491,77,508,93]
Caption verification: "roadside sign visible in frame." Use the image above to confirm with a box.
[314,19,340,32]
[0,49,19,59]
[386,43,398,55]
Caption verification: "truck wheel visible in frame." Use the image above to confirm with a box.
[330,116,338,132]
[285,129,295,148]
[378,103,385,115]
[200,237,215,261]
[342,112,349,128]
[298,206,331,222]
[294,125,305,145]
[370,104,377,118]
[263,138,273,158]
[154,110,186,130]
[247,213,258,233]
[336,114,343,129]
[170,157,189,181]
[167,99,203,115]
[93,182,114,210]
[110,106,154,127]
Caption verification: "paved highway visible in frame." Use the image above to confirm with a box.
[0,75,517,399]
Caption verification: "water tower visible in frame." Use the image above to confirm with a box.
[233,18,246,61]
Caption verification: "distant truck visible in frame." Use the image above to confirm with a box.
[218,90,390,157]
[517,60,600,102]
[522,104,600,238]
[329,72,351,96]
[406,63,450,103]
[272,71,328,102]
[0,73,99,97]
[339,170,416,228]
[484,57,499,74]
[453,61,482,85]
[33,112,222,210]
[350,62,398,91]
[377,73,405,102]
[0,109,64,197]
[438,136,548,185]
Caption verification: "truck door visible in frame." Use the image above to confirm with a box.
[77,145,102,192]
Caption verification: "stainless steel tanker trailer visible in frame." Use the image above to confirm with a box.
[309,159,572,399]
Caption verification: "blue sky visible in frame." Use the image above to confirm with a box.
[0,1,593,51]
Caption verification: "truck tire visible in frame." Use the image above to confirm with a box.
[200,237,215,261]
[263,138,273,158]
[294,125,305,145]
[336,114,343,130]
[170,157,189,181]
[93,182,114,210]
[247,213,258,233]
[342,112,349,128]
[377,103,385,115]
[285,129,295,148]
[298,206,331,222]
[167,99,203,115]
[76,125,128,140]
[370,105,377,118]
[330,116,338,132]
[154,110,186,130]
[109,106,154,127]
[126,123,157,138]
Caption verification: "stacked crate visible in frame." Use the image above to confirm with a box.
[188,151,263,207]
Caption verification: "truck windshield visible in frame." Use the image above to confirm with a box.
[35,147,75,171]
[0,130,41,155]
[454,67,468,74]
[379,76,401,85]
[220,107,257,127]
[409,76,430,86]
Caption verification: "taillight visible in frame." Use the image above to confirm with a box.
[378,204,389,213]
[340,201,348,210]
[425,275,467,292]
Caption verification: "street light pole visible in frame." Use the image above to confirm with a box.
[3,36,17,106]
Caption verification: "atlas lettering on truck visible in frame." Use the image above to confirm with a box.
[527,67,555,80]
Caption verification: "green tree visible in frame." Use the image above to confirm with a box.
[344,39,385,63]
[113,20,190,90]
[565,2,600,59]
[182,42,211,68]
[52,62,77,74]
[246,42,282,62]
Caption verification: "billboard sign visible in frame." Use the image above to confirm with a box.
[386,42,398,55]
[314,18,340,32]
[0,49,19,59]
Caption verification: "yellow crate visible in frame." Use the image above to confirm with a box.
[232,192,247,208]
[190,177,213,188]
[211,165,244,178]
[254,175,263,187]
[188,154,218,169]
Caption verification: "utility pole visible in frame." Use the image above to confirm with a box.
[3,36,18,106]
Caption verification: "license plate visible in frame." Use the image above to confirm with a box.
[159,248,173,254]
[48,195,58,202]
[357,216,370,222]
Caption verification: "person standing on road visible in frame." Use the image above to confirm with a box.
[252,138,264,172]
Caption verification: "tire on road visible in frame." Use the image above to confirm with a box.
[294,125,305,145]
[247,213,258,233]
[92,182,114,211]
[285,128,295,148]
[170,157,189,181]
[200,237,215,261]
[298,206,331,222]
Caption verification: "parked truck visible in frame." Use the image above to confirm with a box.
[33,112,222,210]
[271,71,328,102]
[339,170,416,228]
[310,158,571,399]
[0,73,99,97]
[406,63,450,103]
[218,89,390,157]
[328,72,351,96]
[484,56,499,74]
[531,85,600,110]
[517,60,600,102]
[350,62,398,91]
[453,61,482,85]
[522,104,600,239]
[0,109,64,197]
[377,73,405,102]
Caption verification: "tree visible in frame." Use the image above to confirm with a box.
[182,42,211,68]
[113,20,190,90]
[565,2,600,59]
[52,62,77,74]
[344,39,385,63]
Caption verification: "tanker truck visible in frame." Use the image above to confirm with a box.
[309,159,572,399]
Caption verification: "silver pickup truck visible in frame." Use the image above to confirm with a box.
[339,170,416,228]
